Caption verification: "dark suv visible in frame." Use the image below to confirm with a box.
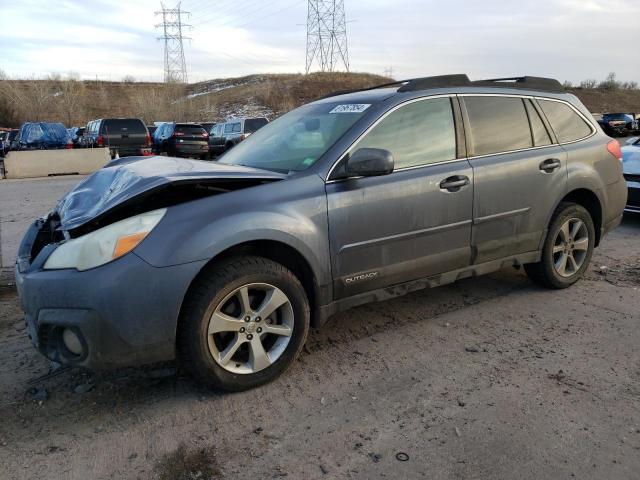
[84,118,152,158]
[153,123,209,159]
[208,117,269,156]
[15,75,626,391]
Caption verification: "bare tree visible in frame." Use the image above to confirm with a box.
[579,79,598,89]
[598,72,620,91]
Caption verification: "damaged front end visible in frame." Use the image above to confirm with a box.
[20,156,286,266]
[15,156,286,368]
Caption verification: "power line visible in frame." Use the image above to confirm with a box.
[155,2,191,83]
[305,0,349,74]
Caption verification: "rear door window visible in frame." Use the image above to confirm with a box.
[464,96,533,156]
[232,122,241,133]
[538,99,593,143]
[524,100,552,146]
[355,97,457,169]
[224,123,234,134]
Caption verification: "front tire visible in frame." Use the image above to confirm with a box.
[178,256,310,391]
[525,202,595,289]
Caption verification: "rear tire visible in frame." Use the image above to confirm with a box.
[178,256,310,391]
[525,202,595,289]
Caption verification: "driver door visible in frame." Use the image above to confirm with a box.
[325,97,474,299]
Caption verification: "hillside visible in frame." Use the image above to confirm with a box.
[1,73,639,128]
[0,73,390,128]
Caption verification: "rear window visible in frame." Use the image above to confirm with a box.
[244,118,268,133]
[175,124,207,135]
[101,119,146,134]
[465,96,533,156]
[538,100,593,143]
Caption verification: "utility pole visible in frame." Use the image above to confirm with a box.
[155,2,190,83]
[383,67,394,79]
[305,0,349,74]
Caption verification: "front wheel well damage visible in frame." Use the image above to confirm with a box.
[560,189,603,246]
[177,240,319,344]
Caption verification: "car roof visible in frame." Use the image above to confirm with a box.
[316,74,570,105]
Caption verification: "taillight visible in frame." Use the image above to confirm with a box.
[606,140,622,161]
[66,140,73,149]
[97,135,104,147]
[146,133,152,146]
[240,134,246,141]
[202,132,209,138]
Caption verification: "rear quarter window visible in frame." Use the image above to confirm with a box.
[538,99,593,143]
[464,96,533,156]
[101,119,147,134]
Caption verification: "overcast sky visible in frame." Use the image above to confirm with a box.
[1,0,638,83]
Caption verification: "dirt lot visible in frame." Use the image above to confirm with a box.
[0,176,639,480]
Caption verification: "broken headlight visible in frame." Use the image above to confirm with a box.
[43,209,166,271]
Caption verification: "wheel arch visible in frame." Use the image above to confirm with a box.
[177,239,322,337]
[558,188,603,246]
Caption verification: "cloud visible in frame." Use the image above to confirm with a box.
[0,0,638,83]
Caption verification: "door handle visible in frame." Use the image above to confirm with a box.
[439,175,470,191]
[539,158,561,172]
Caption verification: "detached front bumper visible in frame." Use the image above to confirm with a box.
[16,221,206,369]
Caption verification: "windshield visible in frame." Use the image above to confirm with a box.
[219,102,370,173]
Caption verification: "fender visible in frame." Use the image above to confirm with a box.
[135,173,332,288]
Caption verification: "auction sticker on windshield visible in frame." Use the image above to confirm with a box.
[330,104,371,114]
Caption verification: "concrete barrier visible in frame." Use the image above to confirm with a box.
[2,148,110,179]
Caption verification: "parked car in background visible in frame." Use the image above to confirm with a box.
[147,126,158,137]
[84,118,152,158]
[6,129,19,152]
[622,137,640,213]
[0,130,10,155]
[152,122,209,159]
[201,122,216,134]
[67,127,85,148]
[208,117,269,156]
[15,75,626,391]
[598,113,638,136]
[13,122,72,150]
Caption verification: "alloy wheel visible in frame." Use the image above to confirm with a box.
[552,217,589,278]
[207,283,294,374]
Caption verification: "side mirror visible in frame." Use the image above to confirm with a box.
[346,148,394,177]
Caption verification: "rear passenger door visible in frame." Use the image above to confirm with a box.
[326,97,474,299]
[460,95,568,264]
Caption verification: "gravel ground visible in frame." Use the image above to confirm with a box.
[0,176,639,480]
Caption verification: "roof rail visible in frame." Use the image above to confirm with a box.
[470,76,565,92]
[318,79,409,100]
[320,74,565,99]
[398,75,565,92]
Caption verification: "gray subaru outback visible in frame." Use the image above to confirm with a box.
[16,75,627,391]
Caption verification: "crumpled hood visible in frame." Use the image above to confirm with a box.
[622,145,640,175]
[55,156,285,231]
